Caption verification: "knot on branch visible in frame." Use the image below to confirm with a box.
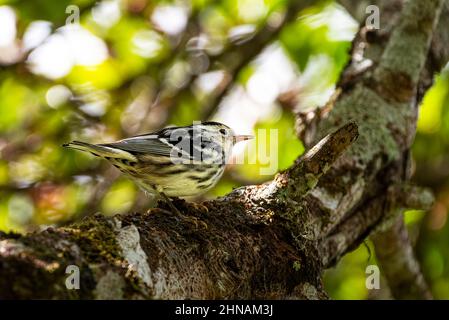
[372,183,435,234]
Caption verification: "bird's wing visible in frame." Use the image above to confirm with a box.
[100,135,171,157]
[101,127,224,162]
[100,133,194,159]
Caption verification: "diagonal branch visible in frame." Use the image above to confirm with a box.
[372,216,433,300]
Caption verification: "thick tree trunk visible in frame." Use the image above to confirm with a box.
[1,0,447,299]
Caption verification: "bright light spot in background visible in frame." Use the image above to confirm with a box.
[237,0,267,23]
[120,76,154,133]
[196,71,225,94]
[218,87,276,156]
[64,26,108,66]
[79,101,107,117]
[164,60,191,90]
[327,6,358,41]
[8,194,34,226]
[151,5,188,36]
[247,72,279,105]
[296,54,336,112]
[46,85,72,108]
[186,35,208,51]
[304,4,358,41]
[92,0,122,29]
[132,30,163,58]
[0,5,22,64]
[27,26,108,80]
[216,87,277,155]
[214,44,298,155]
[9,155,46,187]
[252,45,298,98]
[74,175,93,185]
[23,21,52,51]
[27,34,74,79]
[0,6,16,47]
[76,88,110,117]
[228,24,256,44]
[267,11,284,29]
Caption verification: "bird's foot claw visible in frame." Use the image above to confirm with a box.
[177,213,207,229]
[163,200,206,229]
[191,202,209,213]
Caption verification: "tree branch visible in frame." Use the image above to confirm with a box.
[301,0,445,299]
[371,216,433,299]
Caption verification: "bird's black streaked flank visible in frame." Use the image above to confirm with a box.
[63,122,252,214]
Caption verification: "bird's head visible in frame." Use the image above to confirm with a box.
[201,121,254,145]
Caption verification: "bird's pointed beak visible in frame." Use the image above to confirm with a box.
[232,135,254,144]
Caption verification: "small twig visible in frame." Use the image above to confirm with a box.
[395,184,435,211]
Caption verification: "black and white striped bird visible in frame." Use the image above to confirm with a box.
[63,122,252,207]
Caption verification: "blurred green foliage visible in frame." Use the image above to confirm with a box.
[413,69,449,299]
[0,0,448,299]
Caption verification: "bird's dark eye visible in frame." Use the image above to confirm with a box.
[219,129,226,135]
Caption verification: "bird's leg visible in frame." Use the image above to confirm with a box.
[158,190,182,216]
[154,188,204,228]
[137,182,179,214]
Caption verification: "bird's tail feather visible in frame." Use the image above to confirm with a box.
[63,141,136,161]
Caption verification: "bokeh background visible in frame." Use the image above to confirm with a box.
[0,0,447,299]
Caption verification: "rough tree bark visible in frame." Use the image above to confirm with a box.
[335,0,449,300]
[1,0,448,299]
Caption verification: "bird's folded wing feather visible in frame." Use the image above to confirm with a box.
[100,135,193,159]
